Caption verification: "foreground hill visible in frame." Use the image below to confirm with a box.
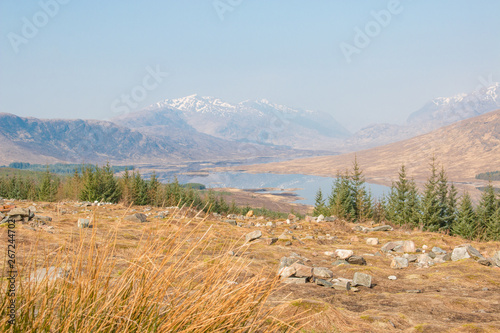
[226,109,500,186]
[2,199,499,332]
[0,113,317,165]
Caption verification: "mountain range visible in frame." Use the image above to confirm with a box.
[0,83,499,167]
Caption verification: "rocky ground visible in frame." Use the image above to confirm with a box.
[1,198,499,332]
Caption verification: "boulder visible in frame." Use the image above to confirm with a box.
[245,230,262,242]
[224,219,237,225]
[332,280,351,290]
[35,215,52,222]
[77,218,91,228]
[124,213,148,223]
[353,272,372,287]
[391,257,409,269]
[492,251,500,267]
[332,260,350,266]
[366,238,379,245]
[278,266,296,279]
[317,214,325,222]
[451,244,485,262]
[245,210,254,217]
[432,247,446,254]
[312,267,333,279]
[347,255,367,265]
[324,216,337,222]
[278,256,303,270]
[402,240,416,253]
[381,241,403,253]
[264,237,278,245]
[282,277,307,284]
[370,225,393,232]
[335,249,354,260]
[315,278,333,287]
[290,263,313,278]
[7,207,30,217]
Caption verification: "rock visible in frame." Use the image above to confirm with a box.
[391,257,409,269]
[245,230,262,242]
[388,275,397,280]
[313,267,333,279]
[278,256,303,270]
[443,253,452,261]
[279,266,296,279]
[422,245,428,250]
[366,238,379,245]
[35,215,52,222]
[332,260,350,266]
[403,254,418,262]
[278,233,292,240]
[417,253,434,266]
[227,214,238,219]
[305,215,315,222]
[7,207,30,217]
[315,278,333,287]
[245,210,254,217]
[432,247,446,254]
[77,218,91,228]
[451,244,485,262]
[282,277,307,284]
[370,225,393,232]
[335,249,354,260]
[353,272,372,287]
[285,241,292,246]
[324,216,337,222]
[287,213,297,221]
[317,214,325,222]
[30,266,68,282]
[265,237,278,245]
[224,219,237,226]
[477,258,492,266]
[402,240,416,253]
[347,255,367,265]
[406,289,422,293]
[492,251,500,267]
[124,213,148,223]
[352,225,369,232]
[290,263,313,278]
[332,280,351,290]
[266,222,275,227]
[381,241,403,252]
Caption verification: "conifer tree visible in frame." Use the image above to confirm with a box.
[451,192,477,239]
[313,188,327,216]
[38,167,58,202]
[487,207,500,241]
[420,157,441,231]
[476,182,499,239]
[100,162,121,203]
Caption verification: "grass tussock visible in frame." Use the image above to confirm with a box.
[0,211,296,332]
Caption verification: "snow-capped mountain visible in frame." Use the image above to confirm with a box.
[124,95,351,151]
[343,83,500,151]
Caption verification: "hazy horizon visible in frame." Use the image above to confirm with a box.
[1,0,500,132]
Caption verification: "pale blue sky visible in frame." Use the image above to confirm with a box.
[1,0,499,131]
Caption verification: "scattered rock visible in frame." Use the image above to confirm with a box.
[391,257,409,269]
[405,289,422,293]
[279,266,296,279]
[324,216,337,222]
[477,258,492,266]
[224,219,237,226]
[290,262,313,278]
[451,244,485,262]
[245,230,262,242]
[432,247,446,254]
[124,213,148,223]
[279,256,303,270]
[402,240,416,253]
[285,241,292,246]
[313,267,333,279]
[347,255,367,265]
[388,275,397,280]
[332,279,351,290]
[35,215,52,222]
[335,249,354,260]
[77,218,90,228]
[381,241,403,253]
[492,251,500,267]
[366,238,379,245]
[353,272,372,288]
[315,278,333,287]
[245,210,254,217]
[265,237,278,245]
[370,225,393,232]
[283,277,308,284]
[332,260,350,266]
[317,214,325,222]
[7,207,30,217]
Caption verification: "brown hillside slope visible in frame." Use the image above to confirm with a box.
[227,109,500,187]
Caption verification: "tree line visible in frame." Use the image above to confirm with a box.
[313,157,500,241]
[0,163,290,219]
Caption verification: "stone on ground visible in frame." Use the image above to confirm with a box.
[353,272,372,287]
[391,257,409,269]
[313,267,333,279]
[245,230,262,242]
[124,213,148,223]
[77,218,91,228]
[335,249,354,260]
[347,255,367,265]
[366,238,379,245]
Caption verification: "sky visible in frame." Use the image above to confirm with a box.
[1,0,499,132]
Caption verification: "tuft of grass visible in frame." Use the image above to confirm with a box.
[1,211,296,332]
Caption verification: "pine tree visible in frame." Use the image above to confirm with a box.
[420,157,441,231]
[386,164,421,226]
[313,188,327,216]
[476,182,499,240]
[132,171,148,206]
[38,167,58,202]
[451,192,477,239]
[447,183,459,230]
[486,207,500,241]
[436,167,451,230]
[147,172,160,206]
[100,162,121,203]
[350,156,372,221]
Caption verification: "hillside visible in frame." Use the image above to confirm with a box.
[225,109,500,187]
[0,113,316,165]
[2,199,499,332]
